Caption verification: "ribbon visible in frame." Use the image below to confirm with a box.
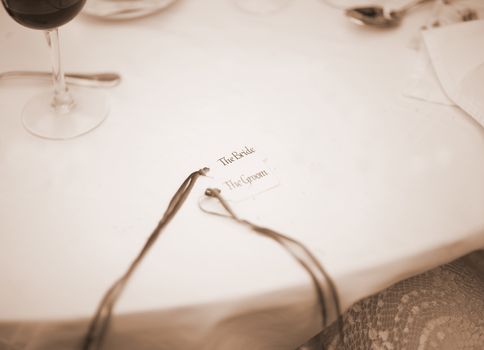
[82,168,209,350]
[199,188,344,348]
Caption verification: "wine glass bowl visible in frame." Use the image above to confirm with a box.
[1,0,109,140]
[2,0,86,30]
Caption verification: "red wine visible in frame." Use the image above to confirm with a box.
[2,0,86,30]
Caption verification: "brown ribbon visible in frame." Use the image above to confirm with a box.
[200,188,344,348]
[82,168,209,350]
[82,169,343,349]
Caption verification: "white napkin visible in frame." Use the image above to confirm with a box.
[422,20,484,128]
[403,45,455,106]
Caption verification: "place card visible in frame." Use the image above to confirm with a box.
[207,145,279,201]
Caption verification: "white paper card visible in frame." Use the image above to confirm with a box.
[207,146,279,201]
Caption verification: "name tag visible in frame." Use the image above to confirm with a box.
[208,146,279,201]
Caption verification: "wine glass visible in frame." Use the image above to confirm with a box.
[1,0,108,140]
[234,0,292,14]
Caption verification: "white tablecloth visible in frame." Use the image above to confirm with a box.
[0,0,483,348]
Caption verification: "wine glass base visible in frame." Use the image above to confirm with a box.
[22,87,109,140]
[234,0,291,14]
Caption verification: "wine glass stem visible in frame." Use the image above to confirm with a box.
[45,29,74,114]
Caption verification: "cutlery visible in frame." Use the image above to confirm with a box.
[82,0,176,20]
[0,71,121,88]
[345,0,433,28]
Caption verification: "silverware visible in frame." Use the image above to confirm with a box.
[82,0,176,20]
[345,0,433,28]
[0,71,121,87]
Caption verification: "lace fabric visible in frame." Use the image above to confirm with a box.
[300,250,484,350]
[1,251,482,350]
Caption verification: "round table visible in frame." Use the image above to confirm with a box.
[0,1,483,348]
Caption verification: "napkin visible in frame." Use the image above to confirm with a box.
[422,20,484,128]
[403,45,455,106]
